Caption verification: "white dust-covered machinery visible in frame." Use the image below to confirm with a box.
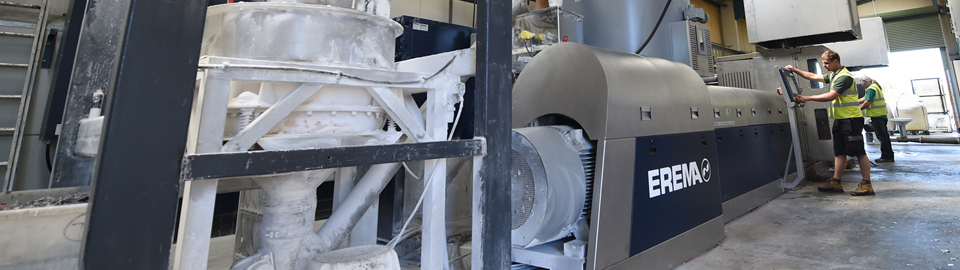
[176,1,466,269]
[175,0,872,269]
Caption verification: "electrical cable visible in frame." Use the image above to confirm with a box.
[448,252,471,264]
[402,161,421,180]
[44,142,52,172]
[422,54,458,81]
[447,92,465,140]
[388,225,421,247]
[523,39,536,58]
[198,54,458,85]
[634,0,673,54]
[387,163,441,248]
[447,233,471,267]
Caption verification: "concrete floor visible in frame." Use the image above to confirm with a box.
[678,141,960,269]
[195,138,960,270]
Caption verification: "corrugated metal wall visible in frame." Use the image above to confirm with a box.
[883,14,945,52]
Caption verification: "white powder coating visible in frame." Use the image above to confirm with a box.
[308,245,400,269]
[201,3,402,70]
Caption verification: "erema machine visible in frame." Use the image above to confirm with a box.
[509,43,795,269]
[499,0,881,268]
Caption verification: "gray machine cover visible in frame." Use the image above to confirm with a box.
[512,42,725,270]
[513,42,714,138]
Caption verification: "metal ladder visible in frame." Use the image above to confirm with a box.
[1,0,49,191]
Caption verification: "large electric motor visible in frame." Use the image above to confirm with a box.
[511,126,592,248]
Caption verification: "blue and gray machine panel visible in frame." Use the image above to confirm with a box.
[630,131,722,255]
[511,43,798,270]
[714,123,795,202]
[512,43,726,269]
[707,86,794,222]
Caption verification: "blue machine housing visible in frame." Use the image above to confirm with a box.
[512,43,794,270]
[629,131,722,256]
[714,123,793,201]
[707,86,796,222]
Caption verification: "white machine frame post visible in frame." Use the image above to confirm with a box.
[174,70,230,270]
[421,86,451,269]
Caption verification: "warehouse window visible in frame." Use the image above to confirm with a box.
[807,59,825,89]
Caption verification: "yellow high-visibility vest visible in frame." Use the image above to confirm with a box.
[863,83,887,117]
[830,67,863,119]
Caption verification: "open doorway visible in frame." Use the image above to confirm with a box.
[856,48,959,134]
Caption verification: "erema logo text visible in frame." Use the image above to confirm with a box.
[648,158,711,198]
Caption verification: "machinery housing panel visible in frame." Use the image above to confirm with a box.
[629,131,723,255]
[745,0,861,49]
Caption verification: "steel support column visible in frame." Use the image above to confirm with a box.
[472,0,512,268]
[38,0,85,142]
[48,0,127,188]
[79,0,207,269]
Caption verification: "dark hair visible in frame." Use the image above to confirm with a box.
[822,50,841,63]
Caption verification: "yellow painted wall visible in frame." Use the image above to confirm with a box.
[391,0,476,27]
[691,0,724,44]
[449,1,476,27]
[858,0,934,17]
[737,18,756,52]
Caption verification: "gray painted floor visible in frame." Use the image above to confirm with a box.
[678,142,960,270]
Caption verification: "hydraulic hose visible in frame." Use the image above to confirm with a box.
[635,0,674,54]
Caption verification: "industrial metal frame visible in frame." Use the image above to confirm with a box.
[174,55,465,269]
[78,0,511,270]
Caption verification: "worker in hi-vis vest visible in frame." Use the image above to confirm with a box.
[858,76,894,163]
[785,50,875,196]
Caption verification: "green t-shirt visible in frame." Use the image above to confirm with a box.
[823,70,854,93]
[865,88,877,101]
[865,85,887,118]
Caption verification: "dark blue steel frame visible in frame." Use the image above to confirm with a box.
[80,0,512,269]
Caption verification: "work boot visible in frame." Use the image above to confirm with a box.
[818,178,844,193]
[851,180,876,196]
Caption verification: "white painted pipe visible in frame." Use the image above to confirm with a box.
[232,169,335,270]
[307,162,401,256]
